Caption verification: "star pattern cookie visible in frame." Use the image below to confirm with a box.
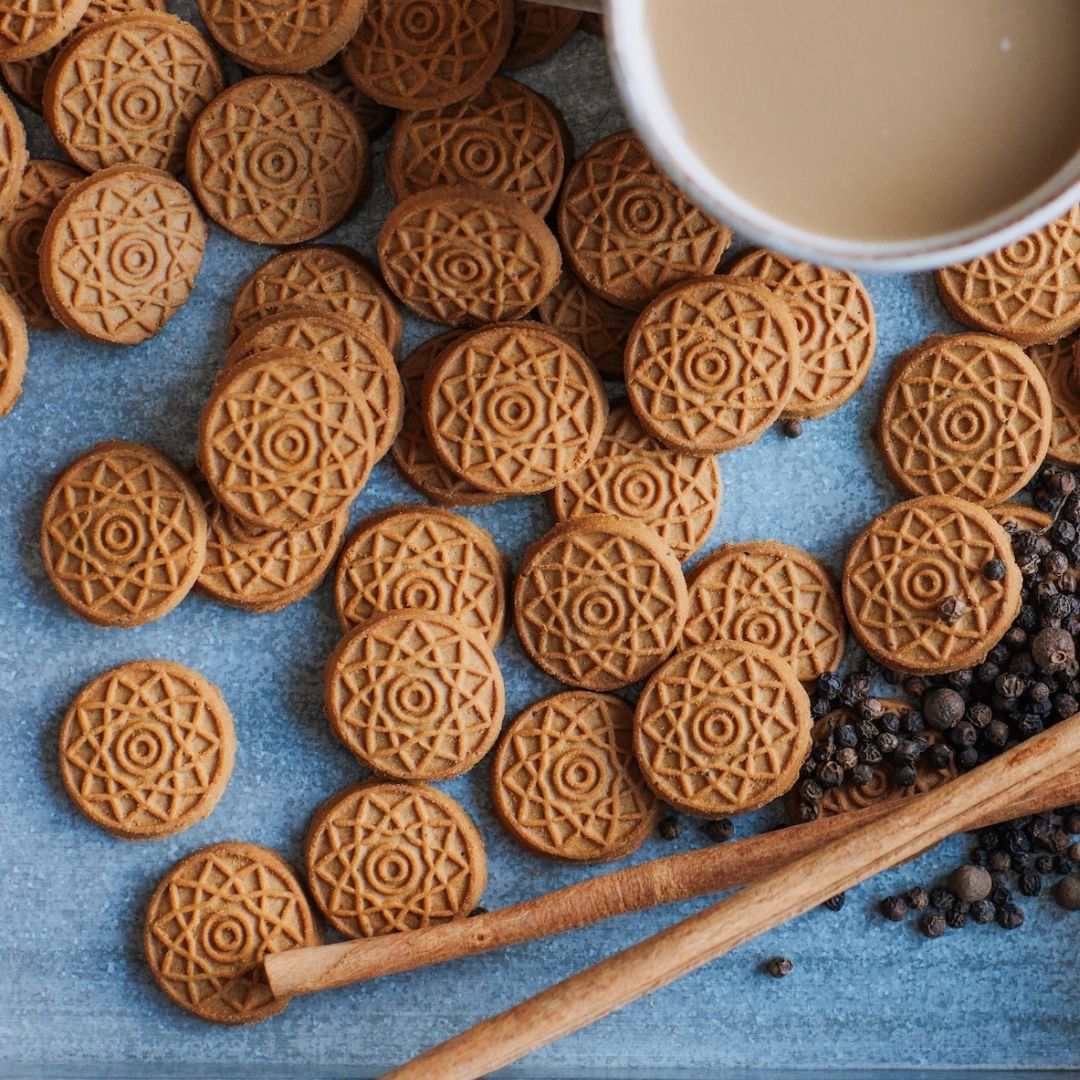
[988,501,1051,533]
[0,84,26,219]
[504,1,580,68]
[307,54,395,137]
[0,283,28,415]
[537,270,637,377]
[1030,336,1080,466]
[0,0,91,61]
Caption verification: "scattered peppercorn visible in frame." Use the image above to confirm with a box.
[997,904,1025,929]
[703,818,734,843]
[765,956,793,978]
[946,907,968,929]
[983,558,1007,581]
[879,895,908,921]
[657,815,682,840]
[920,913,947,938]
[1018,872,1043,897]
[907,887,930,911]
[929,887,957,912]
[949,864,993,903]
[780,418,803,439]
[939,595,966,623]
[970,899,995,924]
[823,893,845,912]
[1070,843,1080,863]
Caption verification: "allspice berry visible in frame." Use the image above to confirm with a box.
[948,864,993,904]
[924,688,965,731]
[1032,627,1075,674]
[1053,875,1080,911]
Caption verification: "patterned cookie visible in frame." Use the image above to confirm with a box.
[633,639,811,818]
[40,441,208,627]
[1031,337,1080,466]
[388,75,565,215]
[305,780,487,938]
[0,284,28,415]
[344,0,514,110]
[514,514,688,690]
[681,541,845,683]
[199,348,375,530]
[843,495,1022,676]
[187,75,367,246]
[43,14,223,174]
[423,322,606,494]
[504,1,580,68]
[378,185,561,326]
[39,164,206,344]
[537,269,636,377]
[550,404,721,561]
[491,691,659,862]
[59,660,235,839]
[0,0,91,60]
[876,332,1052,505]
[726,249,876,420]
[0,85,26,219]
[334,503,507,645]
[988,501,1052,533]
[558,130,731,310]
[144,841,319,1025]
[624,275,801,455]
[325,609,505,780]
[307,55,395,138]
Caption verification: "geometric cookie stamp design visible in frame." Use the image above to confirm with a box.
[0,0,92,62]
[1032,335,1080,467]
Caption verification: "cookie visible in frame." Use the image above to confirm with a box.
[39,164,206,344]
[936,206,1080,345]
[198,348,375,530]
[633,639,811,819]
[324,609,505,780]
[305,780,487,938]
[344,0,514,110]
[624,275,801,455]
[59,660,235,839]
[334,503,507,645]
[514,514,688,690]
[0,0,91,61]
[0,84,27,219]
[187,75,367,246]
[504,1,580,68]
[726,249,876,420]
[387,75,566,215]
[307,55,395,138]
[876,332,1052,505]
[1030,337,1080,466]
[550,403,722,561]
[40,440,208,627]
[378,184,561,326]
[988,501,1052,533]
[144,841,319,1025]
[558,130,731,310]
[43,13,224,174]
[0,283,28,415]
[843,494,1022,676]
[491,691,659,862]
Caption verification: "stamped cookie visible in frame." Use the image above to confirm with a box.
[0,0,91,60]
[145,841,319,1025]
[514,514,688,690]
[0,85,26,219]
[558,130,731,310]
[0,284,28,415]
[550,404,722,561]
[39,164,206,344]
[633,639,811,819]
[491,691,659,862]
[988,501,1052,533]
[536,270,636,377]
[624,275,801,455]
[187,76,367,246]
[344,0,514,110]
[876,332,1052,505]
[308,55,395,138]
[325,609,505,780]
[59,660,235,839]
[726,249,876,420]
[305,781,487,937]
[334,503,506,645]
[504,1,580,68]
[1029,337,1080,466]
[843,494,1022,676]
[378,185,561,326]
[40,441,208,627]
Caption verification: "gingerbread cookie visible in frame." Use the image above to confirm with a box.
[378,185,561,326]
[876,332,1052,505]
[0,85,26,219]
[187,75,367,245]
[843,494,1022,676]
[0,0,91,61]
[988,501,1051,533]
[334,503,507,645]
[536,270,636,377]
[325,609,505,780]
[504,1,580,68]
[40,441,208,627]
[1030,337,1080,466]
[514,514,688,690]
[491,691,659,862]
[624,275,801,455]
[306,781,487,938]
[0,284,28,415]
[308,55,396,138]
[145,841,319,1025]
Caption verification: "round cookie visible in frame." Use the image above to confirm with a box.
[843,494,1022,676]
[0,84,26,220]
[305,781,487,938]
[503,1,580,68]
[0,0,91,61]
[0,284,28,416]
[726,249,876,420]
[307,55,395,138]
[387,75,566,215]
[324,609,505,780]
[39,164,206,344]
[550,404,722,561]
[199,348,376,530]
[1030,337,1080,466]
[633,639,812,819]
[558,130,731,310]
[59,660,235,839]
[491,691,659,862]
[514,514,688,691]
[334,503,507,646]
[422,322,607,495]
[988,501,1052,533]
[876,332,1052,505]
[144,841,319,1025]
[187,75,367,246]
[624,275,801,455]
[40,441,208,627]
[378,184,561,326]
[344,0,514,110]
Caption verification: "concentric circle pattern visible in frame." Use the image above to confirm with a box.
[0,283,28,415]
[0,0,91,62]
[503,1,580,68]
[1032,336,1080,466]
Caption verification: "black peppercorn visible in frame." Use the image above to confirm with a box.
[858,742,883,765]
[817,761,845,788]
[904,676,930,697]
[948,720,977,748]
[835,723,858,748]
[877,709,900,733]
[823,893,845,911]
[927,743,954,770]
[879,895,908,921]
[765,956,793,978]
[956,747,979,769]
[985,719,1010,747]
[970,898,995,924]
[1054,693,1079,719]
[894,764,917,787]
[901,710,926,735]
[657,815,682,840]
[704,818,734,843]
[780,418,803,439]
[817,671,842,699]
[946,908,968,929]
[991,885,1013,905]
[1018,872,1043,897]
[906,886,930,910]
[1035,855,1056,874]
[984,558,1007,581]
[799,779,823,803]
[996,673,1027,699]
[997,903,1025,929]
[920,912,947,938]
[1065,813,1080,835]
[836,746,859,771]
[811,698,833,718]
[925,688,965,731]
[851,763,874,787]
[939,595,966,623]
